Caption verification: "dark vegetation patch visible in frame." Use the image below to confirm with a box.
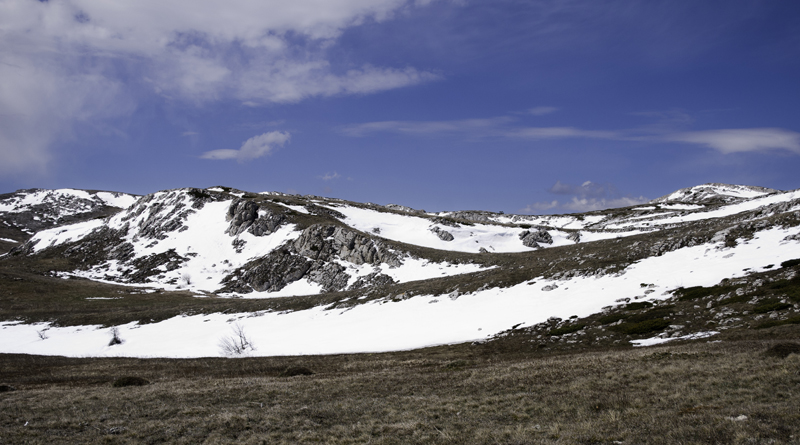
[752,301,793,314]
[765,342,800,358]
[609,318,670,336]
[675,284,737,301]
[597,313,629,325]
[281,366,314,377]
[548,324,585,336]
[112,376,149,387]
[624,301,653,310]
[781,258,800,268]
[756,316,800,330]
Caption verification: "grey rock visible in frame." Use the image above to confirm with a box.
[385,204,424,214]
[226,198,288,237]
[292,225,400,267]
[447,211,494,224]
[520,229,553,248]
[349,272,396,290]
[430,226,454,242]
[219,224,402,294]
[304,204,345,219]
[567,231,581,243]
[306,262,350,292]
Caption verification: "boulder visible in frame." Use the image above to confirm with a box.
[430,226,455,242]
[520,229,553,248]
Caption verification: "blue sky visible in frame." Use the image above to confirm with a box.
[1,0,799,214]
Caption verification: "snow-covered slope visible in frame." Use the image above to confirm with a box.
[2,183,800,358]
[651,183,777,204]
[0,188,137,240]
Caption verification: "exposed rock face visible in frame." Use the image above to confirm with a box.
[431,217,461,228]
[349,271,395,290]
[447,211,494,224]
[292,225,400,267]
[304,204,345,220]
[430,226,454,242]
[225,198,287,237]
[223,249,312,293]
[567,231,581,243]
[122,191,194,241]
[520,229,553,248]
[219,224,402,294]
[385,204,424,214]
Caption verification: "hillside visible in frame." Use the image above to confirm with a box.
[1,183,799,358]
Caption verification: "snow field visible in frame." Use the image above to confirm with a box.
[3,224,798,358]
[324,204,580,253]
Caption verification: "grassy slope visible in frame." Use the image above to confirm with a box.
[2,337,800,444]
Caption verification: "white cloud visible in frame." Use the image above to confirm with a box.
[341,117,513,136]
[508,127,619,140]
[521,180,649,214]
[320,172,342,181]
[343,113,800,158]
[201,131,290,162]
[668,128,800,154]
[521,196,650,214]
[0,0,441,175]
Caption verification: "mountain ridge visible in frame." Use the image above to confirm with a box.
[1,183,799,358]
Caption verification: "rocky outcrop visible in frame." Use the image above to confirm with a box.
[122,191,195,241]
[304,204,345,220]
[349,271,395,290]
[219,224,402,294]
[447,211,495,224]
[226,198,287,237]
[385,204,424,214]
[291,225,400,267]
[430,226,454,241]
[520,229,553,248]
[567,231,581,243]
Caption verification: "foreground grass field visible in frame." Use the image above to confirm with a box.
[2,334,800,444]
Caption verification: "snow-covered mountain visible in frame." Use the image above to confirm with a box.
[1,183,799,358]
[651,183,778,204]
[0,188,137,252]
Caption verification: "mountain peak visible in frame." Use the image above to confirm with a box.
[650,183,779,205]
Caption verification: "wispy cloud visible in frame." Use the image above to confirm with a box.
[667,128,800,154]
[341,117,513,137]
[201,131,290,162]
[343,113,800,156]
[182,131,199,136]
[320,172,341,181]
[521,180,649,214]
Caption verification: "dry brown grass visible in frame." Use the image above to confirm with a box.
[2,339,799,444]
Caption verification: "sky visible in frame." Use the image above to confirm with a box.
[1,0,799,214]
